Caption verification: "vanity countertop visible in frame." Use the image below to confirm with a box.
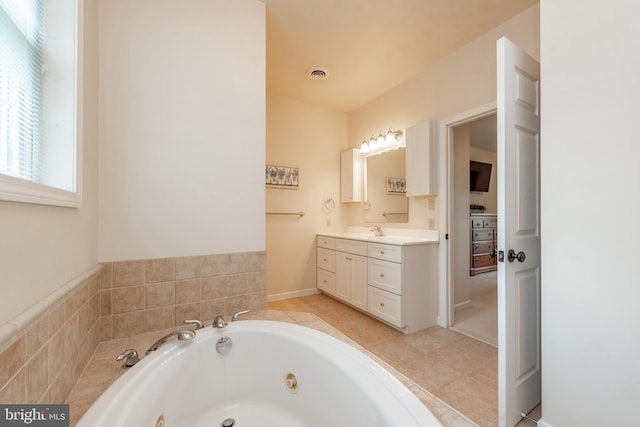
[318,230,439,246]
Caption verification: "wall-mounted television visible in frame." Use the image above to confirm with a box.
[470,160,492,192]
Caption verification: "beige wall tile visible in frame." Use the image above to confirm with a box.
[100,263,113,289]
[0,368,25,404]
[112,261,144,288]
[226,273,247,296]
[88,274,101,297]
[26,348,48,403]
[48,302,66,338]
[63,313,79,360]
[0,337,25,388]
[112,312,145,339]
[247,291,267,312]
[100,290,112,316]
[90,294,100,327]
[25,317,48,356]
[175,303,201,326]
[78,305,91,339]
[175,279,201,304]
[201,298,225,322]
[145,281,175,308]
[77,282,89,307]
[145,307,175,332]
[176,256,203,280]
[247,251,267,272]
[247,271,267,293]
[225,295,248,317]
[100,316,113,341]
[202,254,226,277]
[145,258,175,283]
[112,286,145,314]
[48,369,70,404]
[202,276,226,300]
[65,292,79,320]
[47,329,65,385]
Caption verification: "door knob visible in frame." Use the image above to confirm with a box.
[490,249,497,258]
[507,249,526,263]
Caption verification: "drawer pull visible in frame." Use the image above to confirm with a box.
[380,250,385,254]
[380,303,385,307]
[380,273,385,278]
[323,258,327,262]
[346,257,352,261]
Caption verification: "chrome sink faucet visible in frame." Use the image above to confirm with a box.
[371,226,385,237]
[146,329,196,354]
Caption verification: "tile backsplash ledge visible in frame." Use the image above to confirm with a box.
[0,250,267,405]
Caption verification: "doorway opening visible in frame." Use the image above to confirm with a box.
[449,113,498,346]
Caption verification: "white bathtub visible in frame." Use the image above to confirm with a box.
[78,320,442,426]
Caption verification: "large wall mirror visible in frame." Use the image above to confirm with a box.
[364,148,409,223]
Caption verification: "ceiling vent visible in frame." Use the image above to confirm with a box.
[307,67,329,80]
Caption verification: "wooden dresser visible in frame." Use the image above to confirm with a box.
[470,213,497,275]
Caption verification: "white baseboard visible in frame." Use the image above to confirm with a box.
[537,418,554,427]
[267,288,320,302]
[454,300,472,311]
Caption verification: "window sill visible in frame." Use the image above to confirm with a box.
[0,174,81,208]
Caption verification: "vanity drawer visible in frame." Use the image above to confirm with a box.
[472,229,494,241]
[368,286,402,327]
[368,258,402,295]
[367,242,402,263]
[473,241,493,254]
[317,236,336,250]
[336,238,368,256]
[317,248,336,272]
[317,268,336,295]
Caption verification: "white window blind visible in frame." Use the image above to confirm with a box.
[0,0,81,207]
[0,0,44,183]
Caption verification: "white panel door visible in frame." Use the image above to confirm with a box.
[496,37,541,427]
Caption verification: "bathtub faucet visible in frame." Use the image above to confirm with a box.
[213,315,227,328]
[115,348,140,368]
[145,329,196,355]
[213,310,251,329]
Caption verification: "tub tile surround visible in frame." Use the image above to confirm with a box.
[0,250,266,417]
[100,251,268,340]
[0,269,102,406]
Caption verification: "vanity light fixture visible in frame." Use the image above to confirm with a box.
[360,127,404,155]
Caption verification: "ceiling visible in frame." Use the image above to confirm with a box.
[263,0,538,112]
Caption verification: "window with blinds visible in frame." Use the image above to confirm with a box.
[0,0,80,207]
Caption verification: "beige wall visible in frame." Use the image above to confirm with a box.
[0,0,100,326]
[540,1,640,426]
[266,96,348,298]
[98,0,266,261]
[347,4,539,230]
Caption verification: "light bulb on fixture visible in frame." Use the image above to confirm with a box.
[376,132,386,147]
[360,138,370,153]
[368,135,378,151]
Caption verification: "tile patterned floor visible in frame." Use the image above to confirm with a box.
[268,294,500,426]
[65,292,539,426]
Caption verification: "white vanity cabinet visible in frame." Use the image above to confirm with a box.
[405,120,438,196]
[340,149,362,202]
[316,236,337,295]
[317,234,438,334]
[335,239,368,311]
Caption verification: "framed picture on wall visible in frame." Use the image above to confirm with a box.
[386,176,406,194]
[266,165,299,188]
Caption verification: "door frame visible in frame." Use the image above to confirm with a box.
[437,101,496,327]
